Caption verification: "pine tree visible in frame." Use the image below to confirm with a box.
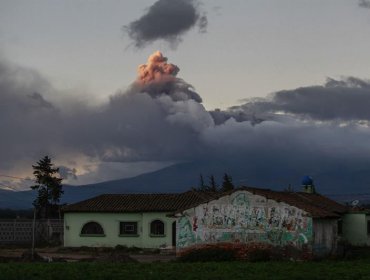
[199,174,208,191]
[220,173,234,192]
[30,156,63,218]
[208,175,218,192]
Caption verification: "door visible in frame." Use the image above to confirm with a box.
[172,221,176,247]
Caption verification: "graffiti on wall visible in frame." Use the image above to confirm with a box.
[177,217,196,248]
[177,191,312,249]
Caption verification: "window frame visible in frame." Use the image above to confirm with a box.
[119,221,139,237]
[80,221,105,237]
[150,219,165,237]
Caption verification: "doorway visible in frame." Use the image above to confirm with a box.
[172,221,176,247]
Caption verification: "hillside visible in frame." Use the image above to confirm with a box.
[1,159,370,209]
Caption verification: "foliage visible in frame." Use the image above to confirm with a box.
[194,173,236,193]
[30,156,63,218]
[1,260,370,280]
[208,175,218,192]
[178,246,237,262]
[178,243,314,262]
[114,245,142,253]
[197,174,209,191]
[220,173,234,192]
[193,174,218,192]
[0,208,34,219]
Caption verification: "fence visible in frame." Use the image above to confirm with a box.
[0,219,64,245]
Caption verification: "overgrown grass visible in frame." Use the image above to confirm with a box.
[1,260,370,280]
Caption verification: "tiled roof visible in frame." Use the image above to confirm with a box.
[62,191,221,213]
[239,186,348,218]
[62,187,348,218]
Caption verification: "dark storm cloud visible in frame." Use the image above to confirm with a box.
[225,77,370,123]
[359,0,370,9]
[124,0,207,48]
[0,56,210,174]
[0,60,61,170]
[2,53,370,193]
[58,166,77,180]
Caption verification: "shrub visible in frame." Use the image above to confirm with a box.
[178,246,237,262]
[247,247,271,262]
[114,245,128,251]
[178,242,313,262]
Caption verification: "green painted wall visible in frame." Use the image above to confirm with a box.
[64,212,176,248]
[342,213,370,246]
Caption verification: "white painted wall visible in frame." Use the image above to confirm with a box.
[177,190,313,252]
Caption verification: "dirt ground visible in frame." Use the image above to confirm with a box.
[0,246,176,263]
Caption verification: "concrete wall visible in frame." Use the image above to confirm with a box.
[342,213,370,246]
[176,190,313,252]
[0,219,63,244]
[64,212,176,248]
[312,219,338,256]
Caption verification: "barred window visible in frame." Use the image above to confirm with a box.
[150,220,164,236]
[120,222,138,235]
[81,222,104,235]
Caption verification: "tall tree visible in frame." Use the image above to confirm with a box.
[208,175,218,192]
[220,173,234,192]
[199,174,208,191]
[30,156,63,218]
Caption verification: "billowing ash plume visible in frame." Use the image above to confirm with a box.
[359,0,370,8]
[132,51,202,102]
[226,77,370,123]
[124,0,207,48]
[137,51,179,84]
[2,52,370,193]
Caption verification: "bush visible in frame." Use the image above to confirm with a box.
[178,243,314,262]
[178,246,237,262]
[248,247,271,262]
[114,245,128,251]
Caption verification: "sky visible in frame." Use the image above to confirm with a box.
[1,0,370,190]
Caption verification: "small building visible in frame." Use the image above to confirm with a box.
[62,192,218,248]
[62,185,350,256]
[174,187,348,257]
[341,209,370,246]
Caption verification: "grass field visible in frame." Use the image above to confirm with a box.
[1,260,370,280]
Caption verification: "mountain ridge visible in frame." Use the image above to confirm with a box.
[1,160,370,209]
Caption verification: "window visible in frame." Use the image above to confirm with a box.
[120,222,138,236]
[150,220,165,236]
[81,222,104,236]
[367,220,370,235]
[337,220,343,235]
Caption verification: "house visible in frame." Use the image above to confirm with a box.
[341,209,370,246]
[62,192,219,248]
[62,185,349,256]
[173,187,348,257]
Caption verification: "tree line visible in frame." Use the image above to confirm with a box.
[193,173,235,193]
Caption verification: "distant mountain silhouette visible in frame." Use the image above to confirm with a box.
[1,159,370,209]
